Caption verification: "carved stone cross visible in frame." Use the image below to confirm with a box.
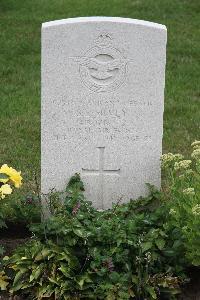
[82,147,120,209]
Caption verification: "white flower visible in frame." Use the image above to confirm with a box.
[193,145,200,150]
[174,160,192,171]
[169,208,176,215]
[161,153,184,168]
[191,140,200,147]
[182,188,195,196]
[191,148,200,160]
[192,204,200,216]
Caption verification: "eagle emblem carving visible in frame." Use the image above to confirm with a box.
[71,33,129,93]
[74,57,126,80]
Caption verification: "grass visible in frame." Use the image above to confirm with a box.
[0,0,199,195]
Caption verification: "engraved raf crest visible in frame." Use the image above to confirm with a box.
[71,33,129,93]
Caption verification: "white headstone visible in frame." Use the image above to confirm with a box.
[41,17,167,210]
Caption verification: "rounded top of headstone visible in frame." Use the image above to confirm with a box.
[42,16,167,31]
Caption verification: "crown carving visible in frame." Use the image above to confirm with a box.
[95,33,112,47]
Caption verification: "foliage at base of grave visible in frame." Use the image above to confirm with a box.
[1,141,199,299]
[7,193,41,224]
[2,175,187,299]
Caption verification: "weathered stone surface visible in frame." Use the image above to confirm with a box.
[41,17,167,209]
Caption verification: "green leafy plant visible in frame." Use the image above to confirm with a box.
[3,174,187,299]
[2,140,199,299]
[0,270,9,291]
[10,193,41,224]
[161,140,200,266]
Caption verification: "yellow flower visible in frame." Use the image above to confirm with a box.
[0,164,22,188]
[0,184,12,199]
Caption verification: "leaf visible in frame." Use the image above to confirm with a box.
[29,266,42,282]
[146,286,157,299]
[76,274,92,290]
[172,240,182,249]
[73,228,86,238]
[141,241,153,252]
[0,173,9,180]
[0,272,9,291]
[48,277,59,285]
[107,294,115,300]
[12,281,27,292]
[0,247,5,256]
[58,264,71,278]
[109,272,120,283]
[164,250,175,257]
[37,284,54,297]
[34,248,51,261]
[132,275,138,284]
[155,239,165,250]
[191,257,200,266]
[129,288,135,297]
[3,256,9,261]
[12,269,27,289]
[127,240,134,245]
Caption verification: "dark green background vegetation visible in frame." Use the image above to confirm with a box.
[0,0,199,193]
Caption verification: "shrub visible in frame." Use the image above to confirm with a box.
[2,140,200,299]
[161,140,200,266]
[3,174,187,299]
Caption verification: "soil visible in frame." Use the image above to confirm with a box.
[0,225,200,300]
[0,222,31,256]
[0,222,30,239]
[178,267,200,300]
[0,223,31,300]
